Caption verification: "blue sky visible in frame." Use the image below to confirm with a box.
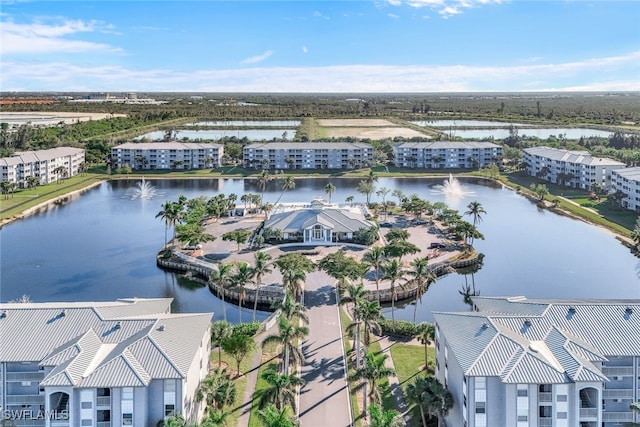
[1,0,639,92]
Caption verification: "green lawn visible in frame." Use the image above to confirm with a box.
[389,343,434,427]
[211,345,258,427]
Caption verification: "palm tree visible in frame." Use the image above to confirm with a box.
[259,368,305,411]
[252,251,273,321]
[210,321,232,367]
[339,282,369,368]
[357,300,383,348]
[53,165,67,183]
[196,368,236,412]
[200,409,228,427]
[407,376,453,427]
[407,257,437,324]
[391,189,405,207]
[324,182,336,203]
[257,404,299,427]
[156,201,181,248]
[274,175,295,206]
[417,322,434,373]
[262,316,309,375]
[230,262,254,323]
[257,169,271,201]
[209,263,234,322]
[350,350,396,413]
[368,404,403,427]
[272,291,309,325]
[381,259,405,327]
[464,200,486,245]
[363,247,385,303]
[376,186,390,207]
[345,195,354,206]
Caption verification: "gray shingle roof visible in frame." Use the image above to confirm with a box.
[612,166,640,181]
[245,142,372,150]
[394,141,501,149]
[0,147,84,166]
[113,142,222,150]
[435,296,640,384]
[524,146,625,167]
[265,206,374,234]
[0,298,212,387]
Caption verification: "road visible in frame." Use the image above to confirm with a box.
[298,270,353,427]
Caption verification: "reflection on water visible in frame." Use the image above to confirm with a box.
[1,177,637,324]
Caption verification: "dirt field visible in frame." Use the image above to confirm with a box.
[0,112,127,127]
[317,119,397,127]
[324,127,431,139]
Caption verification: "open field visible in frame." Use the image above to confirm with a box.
[318,119,398,127]
[0,111,127,127]
[324,126,430,139]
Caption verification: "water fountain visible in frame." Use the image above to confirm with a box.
[434,174,470,198]
[129,177,159,200]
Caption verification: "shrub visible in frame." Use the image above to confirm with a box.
[379,319,420,337]
[232,321,261,337]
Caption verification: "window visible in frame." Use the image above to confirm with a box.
[81,402,92,409]
[557,412,567,419]
[538,384,552,393]
[97,410,111,422]
[517,389,528,397]
[475,402,486,414]
[539,406,552,418]
[557,394,567,402]
[165,404,175,417]
[122,387,134,426]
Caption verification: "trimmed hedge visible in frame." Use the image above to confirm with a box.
[232,321,261,337]
[379,319,420,337]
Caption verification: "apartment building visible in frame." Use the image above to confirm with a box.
[0,298,212,427]
[523,146,625,190]
[111,142,223,170]
[0,147,85,187]
[392,141,502,169]
[434,296,640,427]
[611,167,640,212]
[243,142,373,170]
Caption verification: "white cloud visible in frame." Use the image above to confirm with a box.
[302,46,308,54]
[0,17,120,54]
[3,51,638,92]
[387,0,502,17]
[240,50,274,65]
[388,13,400,18]
[313,11,330,20]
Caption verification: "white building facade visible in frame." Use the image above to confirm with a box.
[0,298,212,427]
[434,297,640,427]
[611,167,640,212]
[392,141,502,169]
[111,142,223,170]
[0,147,85,187]
[523,146,625,190]
[243,142,374,170]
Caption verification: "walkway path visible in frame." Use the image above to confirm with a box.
[236,329,269,427]
[299,270,353,427]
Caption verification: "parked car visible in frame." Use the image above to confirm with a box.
[412,218,428,225]
[380,222,393,228]
[429,242,446,249]
[183,244,203,250]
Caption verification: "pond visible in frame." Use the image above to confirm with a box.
[411,120,527,128]
[187,120,301,127]
[1,178,637,324]
[137,129,296,141]
[449,128,613,140]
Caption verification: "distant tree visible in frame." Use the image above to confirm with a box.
[357,180,376,205]
[222,229,252,251]
[324,182,336,203]
[221,334,255,378]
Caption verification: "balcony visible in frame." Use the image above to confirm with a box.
[579,408,597,418]
[538,392,552,402]
[6,372,44,381]
[97,396,111,407]
[603,388,634,399]
[602,366,633,376]
[602,411,634,422]
[6,394,44,404]
[538,419,552,427]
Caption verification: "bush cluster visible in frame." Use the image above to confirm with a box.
[379,319,420,337]
[232,321,261,337]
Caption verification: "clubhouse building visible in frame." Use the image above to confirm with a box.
[243,142,373,170]
[262,199,375,244]
[434,296,640,427]
[111,142,223,170]
[0,298,212,427]
[392,141,502,169]
[0,147,85,188]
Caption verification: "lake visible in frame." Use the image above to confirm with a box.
[187,120,301,127]
[411,120,527,128]
[137,129,296,141]
[1,177,637,324]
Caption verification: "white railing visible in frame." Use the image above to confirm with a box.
[602,411,634,422]
[579,408,597,418]
[96,396,111,406]
[603,388,634,399]
[538,392,552,402]
[6,394,44,404]
[602,366,633,376]
[538,419,552,427]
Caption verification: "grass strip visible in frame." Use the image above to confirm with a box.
[248,340,280,427]
[212,346,257,427]
[389,343,433,426]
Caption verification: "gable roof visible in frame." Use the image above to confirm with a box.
[434,296,640,384]
[265,204,374,234]
[0,298,211,387]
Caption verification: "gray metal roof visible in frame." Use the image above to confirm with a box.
[434,296,640,384]
[265,206,374,234]
[113,142,222,150]
[524,146,625,167]
[394,141,501,149]
[612,166,640,181]
[0,147,84,166]
[245,142,372,150]
[0,298,212,387]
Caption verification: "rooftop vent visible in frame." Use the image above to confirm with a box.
[0,310,6,319]
[625,307,633,315]
[568,307,576,314]
[481,322,489,330]
[524,319,532,327]
[157,324,165,332]
[60,309,66,317]
[114,321,121,330]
